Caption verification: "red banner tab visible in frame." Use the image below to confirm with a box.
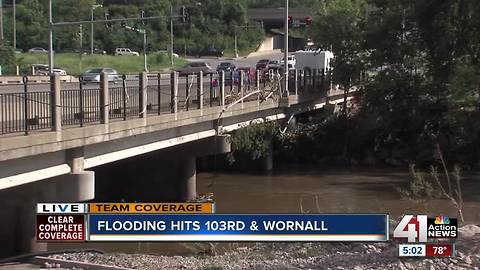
[36,214,85,241]
[425,243,454,257]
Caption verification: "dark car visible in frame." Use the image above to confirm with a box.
[81,48,107,55]
[267,60,282,70]
[256,59,270,70]
[175,61,213,75]
[188,47,224,58]
[216,62,236,73]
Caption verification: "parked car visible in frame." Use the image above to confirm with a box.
[216,62,236,73]
[31,64,67,75]
[114,48,140,56]
[81,68,120,84]
[255,59,270,70]
[175,61,213,75]
[28,47,48,54]
[88,48,107,55]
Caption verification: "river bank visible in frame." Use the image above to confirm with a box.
[47,225,479,269]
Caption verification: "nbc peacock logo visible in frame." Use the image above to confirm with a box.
[434,216,450,225]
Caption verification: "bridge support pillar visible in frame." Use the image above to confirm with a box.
[11,170,94,255]
[179,155,196,201]
[18,201,48,255]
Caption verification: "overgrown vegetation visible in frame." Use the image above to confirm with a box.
[398,145,465,222]
[227,121,279,164]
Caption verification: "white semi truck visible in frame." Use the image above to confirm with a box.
[293,50,334,71]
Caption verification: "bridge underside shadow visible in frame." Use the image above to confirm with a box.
[94,135,230,202]
[0,135,229,258]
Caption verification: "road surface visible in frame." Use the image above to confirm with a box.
[0,52,283,93]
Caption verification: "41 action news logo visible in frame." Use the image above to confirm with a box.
[393,215,457,242]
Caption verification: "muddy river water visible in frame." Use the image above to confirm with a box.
[49,166,480,255]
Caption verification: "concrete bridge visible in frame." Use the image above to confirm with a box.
[247,8,313,28]
[0,68,352,256]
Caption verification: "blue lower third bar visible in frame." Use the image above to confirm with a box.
[88,214,389,241]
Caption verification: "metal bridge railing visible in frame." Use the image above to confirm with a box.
[0,68,332,136]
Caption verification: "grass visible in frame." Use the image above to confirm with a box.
[15,52,188,76]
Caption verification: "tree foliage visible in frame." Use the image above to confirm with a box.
[6,0,266,54]
[306,0,480,166]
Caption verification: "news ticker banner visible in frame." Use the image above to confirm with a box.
[36,203,389,242]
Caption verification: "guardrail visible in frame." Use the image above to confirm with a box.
[0,68,332,136]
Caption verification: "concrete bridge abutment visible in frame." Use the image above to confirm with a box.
[93,135,230,203]
[0,146,95,257]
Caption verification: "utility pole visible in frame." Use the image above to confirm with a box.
[79,24,83,72]
[48,0,54,74]
[12,0,15,49]
[284,0,289,96]
[234,29,238,58]
[170,4,174,66]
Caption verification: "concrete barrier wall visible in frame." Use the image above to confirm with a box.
[0,75,79,84]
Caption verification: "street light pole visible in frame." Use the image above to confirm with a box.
[143,30,147,72]
[170,4,174,66]
[284,0,289,96]
[90,4,102,55]
[48,0,54,74]
[234,29,238,58]
[12,0,15,49]
[79,24,83,72]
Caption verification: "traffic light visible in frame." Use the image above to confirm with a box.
[105,13,112,29]
[140,10,146,26]
[288,16,292,26]
[180,6,190,23]
[305,16,312,26]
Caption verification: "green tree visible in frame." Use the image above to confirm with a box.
[0,41,15,74]
[312,0,368,113]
